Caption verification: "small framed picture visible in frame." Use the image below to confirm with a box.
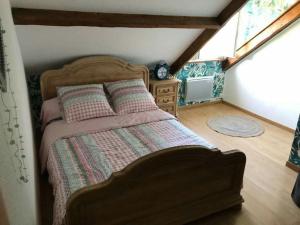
[0,20,7,92]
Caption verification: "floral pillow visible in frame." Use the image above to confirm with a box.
[104,79,158,114]
[57,84,115,123]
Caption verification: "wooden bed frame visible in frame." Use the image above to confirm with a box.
[40,56,246,225]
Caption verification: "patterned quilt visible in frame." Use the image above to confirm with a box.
[46,118,214,225]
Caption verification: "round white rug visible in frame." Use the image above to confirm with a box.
[207,115,264,137]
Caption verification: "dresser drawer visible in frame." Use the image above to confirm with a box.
[149,78,180,117]
[156,95,175,104]
[160,105,175,115]
[156,85,175,95]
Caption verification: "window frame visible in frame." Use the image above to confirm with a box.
[223,1,300,70]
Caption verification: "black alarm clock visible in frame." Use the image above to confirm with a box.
[154,62,169,80]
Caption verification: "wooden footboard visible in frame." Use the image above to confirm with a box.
[66,145,246,225]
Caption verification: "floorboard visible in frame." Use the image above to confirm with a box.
[179,103,300,225]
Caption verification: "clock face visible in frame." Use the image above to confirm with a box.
[157,67,167,79]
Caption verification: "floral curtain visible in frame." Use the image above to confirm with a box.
[288,115,300,167]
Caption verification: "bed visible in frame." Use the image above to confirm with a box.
[40,56,246,225]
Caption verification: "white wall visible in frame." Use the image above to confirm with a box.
[15,26,202,75]
[0,1,38,225]
[11,0,230,16]
[11,0,231,76]
[223,19,300,129]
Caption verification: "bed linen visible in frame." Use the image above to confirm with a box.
[40,109,214,225]
[104,79,158,114]
[40,97,62,130]
[57,84,116,123]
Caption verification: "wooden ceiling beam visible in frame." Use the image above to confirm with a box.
[170,0,248,74]
[12,8,221,29]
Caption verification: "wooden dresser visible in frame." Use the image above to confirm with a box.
[149,78,180,116]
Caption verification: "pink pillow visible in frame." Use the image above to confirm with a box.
[104,79,158,114]
[57,84,116,123]
[40,97,62,129]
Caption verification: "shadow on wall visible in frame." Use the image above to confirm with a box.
[175,61,225,106]
[24,55,95,76]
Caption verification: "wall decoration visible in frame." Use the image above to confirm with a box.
[175,61,224,106]
[288,114,300,167]
[0,17,29,183]
[0,19,7,92]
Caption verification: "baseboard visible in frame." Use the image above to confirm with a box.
[286,161,300,173]
[222,100,295,133]
[179,99,222,110]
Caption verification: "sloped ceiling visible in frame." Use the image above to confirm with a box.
[10,0,231,16]
[11,0,231,75]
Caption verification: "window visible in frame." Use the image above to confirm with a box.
[190,0,298,63]
[190,14,239,62]
[236,0,297,49]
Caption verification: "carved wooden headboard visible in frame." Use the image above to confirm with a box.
[40,56,149,100]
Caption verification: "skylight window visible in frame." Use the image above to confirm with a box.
[190,14,239,62]
[190,0,298,62]
[236,0,297,49]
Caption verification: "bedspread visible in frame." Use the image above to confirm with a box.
[41,110,214,225]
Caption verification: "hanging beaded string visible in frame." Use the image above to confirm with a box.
[0,18,28,183]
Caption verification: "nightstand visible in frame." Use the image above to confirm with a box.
[149,78,180,116]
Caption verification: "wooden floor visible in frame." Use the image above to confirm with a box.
[179,103,300,225]
[40,103,300,225]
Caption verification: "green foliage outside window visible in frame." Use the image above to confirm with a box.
[236,0,297,48]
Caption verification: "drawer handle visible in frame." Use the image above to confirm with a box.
[162,89,169,93]
[163,99,169,103]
